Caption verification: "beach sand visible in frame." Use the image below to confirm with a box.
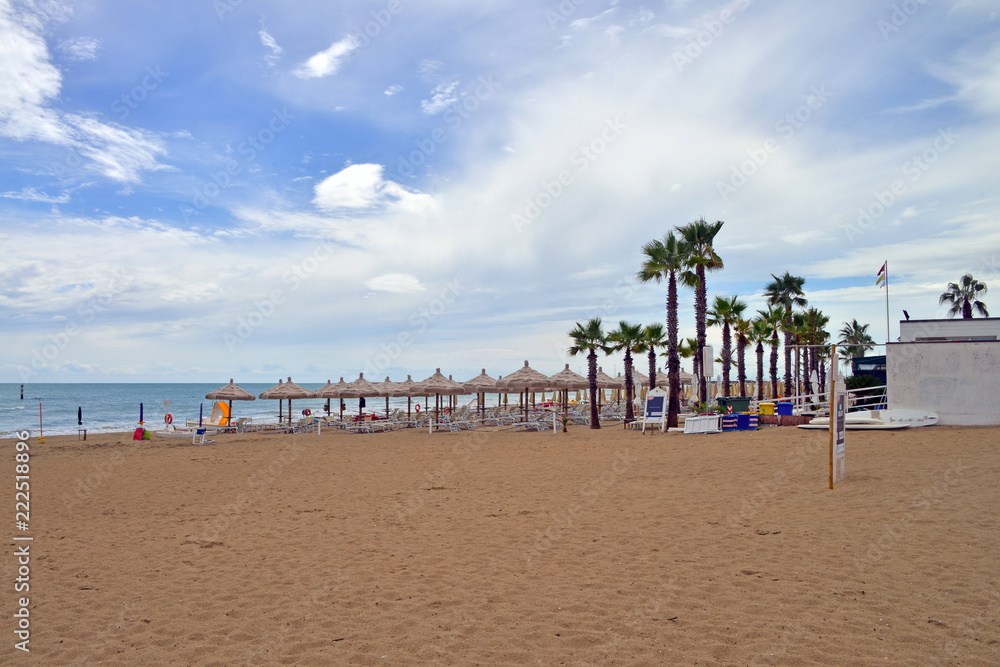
[5,423,998,665]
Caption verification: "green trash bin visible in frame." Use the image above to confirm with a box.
[717,396,752,413]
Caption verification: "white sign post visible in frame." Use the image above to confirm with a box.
[642,388,667,434]
[829,347,846,488]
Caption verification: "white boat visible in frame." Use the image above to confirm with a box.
[797,409,937,430]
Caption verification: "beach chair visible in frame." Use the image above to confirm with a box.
[192,428,214,445]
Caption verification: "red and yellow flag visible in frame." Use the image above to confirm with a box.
[876,262,886,287]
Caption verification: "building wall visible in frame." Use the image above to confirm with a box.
[887,340,1000,426]
[899,318,1000,342]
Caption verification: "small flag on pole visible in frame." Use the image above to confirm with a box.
[876,262,887,287]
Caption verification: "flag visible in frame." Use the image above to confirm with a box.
[876,262,886,287]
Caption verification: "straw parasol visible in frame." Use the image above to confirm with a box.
[314,377,349,418]
[205,378,255,424]
[548,363,588,431]
[340,373,385,419]
[373,376,399,418]
[259,377,317,425]
[463,368,497,416]
[412,368,465,423]
[391,374,419,418]
[592,366,618,408]
[496,360,551,422]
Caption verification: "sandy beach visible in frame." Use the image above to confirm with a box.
[5,423,998,665]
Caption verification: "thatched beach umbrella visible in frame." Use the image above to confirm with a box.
[413,368,465,425]
[463,368,497,416]
[314,377,349,418]
[496,360,551,422]
[205,378,255,424]
[391,375,419,419]
[373,376,400,418]
[594,366,618,407]
[259,377,316,425]
[548,363,588,431]
[340,373,385,419]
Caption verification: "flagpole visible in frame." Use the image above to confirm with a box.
[884,261,890,343]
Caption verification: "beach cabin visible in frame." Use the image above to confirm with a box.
[887,317,1000,425]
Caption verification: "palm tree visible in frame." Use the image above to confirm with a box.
[757,306,784,399]
[837,319,876,364]
[939,273,989,319]
[763,272,807,396]
[750,317,772,400]
[677,218,725,405]
[801,307,830,397]
[636,323,667,389]
[607,321,645,422]
[636,232,685,428]
[568,318,610,429]
[678,337,699,386]
[707,295,747,398]
[734,316,753,398]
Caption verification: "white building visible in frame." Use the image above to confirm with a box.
[888,318,1000,426]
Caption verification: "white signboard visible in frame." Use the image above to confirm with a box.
[832,384,846,482]
[642,388,667,434]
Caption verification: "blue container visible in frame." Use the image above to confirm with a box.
[736,414,758,430]
[777,402,793,416]
[721,416,738,431]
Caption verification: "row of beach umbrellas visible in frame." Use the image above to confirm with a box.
[205,364,698,425]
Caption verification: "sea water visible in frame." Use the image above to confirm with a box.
[0,383,505,438]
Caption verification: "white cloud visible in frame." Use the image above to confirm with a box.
[384,84,403,96]
[293,35,360,78]
[259,27,283,67]
[420,81,459,115]
[1,186,69,204]
[312,163,435,213]
[365,273,426,294]
[58,36,100,62]
[0,2,167,183]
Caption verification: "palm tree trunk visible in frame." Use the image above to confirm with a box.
[721,322,732,398]
[667,272,680,428]
[624,349,634,422]
[736,337,746,398]
[755,342,764,400]
[696,265,707,405]
[588,350,600,429]
[648,349,657,394]
[770,335,779,399]
[783,323,793,396]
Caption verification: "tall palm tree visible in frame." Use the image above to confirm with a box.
[757,306,784,399]
[939,273,989,319]
[734,316,753,398]
[677,218,725,405]
[837,319,876,364]
[763,272,807,396]
[707,295,747,398]
[607,321,645,422]
[636,232,684,428]
[750,317,772,401]
[786,311,809,396]
[568,318,610,429]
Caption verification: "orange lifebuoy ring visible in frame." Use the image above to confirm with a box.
[415,404,421,413]
[302,409,311,416]
[164,413,173,424]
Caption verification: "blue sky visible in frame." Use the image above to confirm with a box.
[2,0,999,383]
